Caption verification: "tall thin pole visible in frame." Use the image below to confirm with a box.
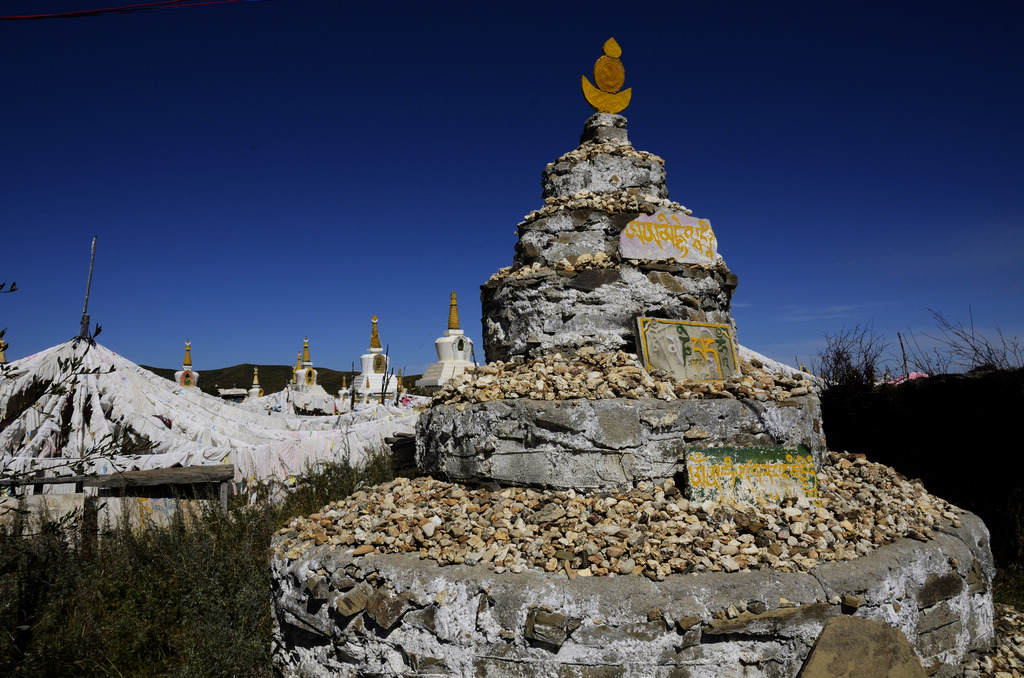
[79,237,97,338]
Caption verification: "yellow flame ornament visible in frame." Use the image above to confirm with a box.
[582,38,632,114]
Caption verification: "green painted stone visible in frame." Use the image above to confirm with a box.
[684,446,819,507]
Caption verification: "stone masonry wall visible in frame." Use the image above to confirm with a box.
[417,395,824,491]
[481,113,737,363]
[270,509,994,678]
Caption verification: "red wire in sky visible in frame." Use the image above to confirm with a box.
[0,0,263,20]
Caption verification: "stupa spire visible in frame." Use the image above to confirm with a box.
[252,366,260,387]
[182,340,192,369]
[370,315,381,350]
[448,292,460,331]
[302,336,311,365]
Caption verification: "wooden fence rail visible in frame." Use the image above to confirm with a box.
[0,464,234,514]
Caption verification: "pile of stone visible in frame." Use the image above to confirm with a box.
[273,451,960,579]
[429,349,815,406]
[486,251,619,285]
[487,251,733,283]
[972,604,1024,677]
[521,188,691,224]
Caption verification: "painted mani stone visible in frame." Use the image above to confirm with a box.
[685,447,821,507]
[635,317,739,381]
[619,212,717,264]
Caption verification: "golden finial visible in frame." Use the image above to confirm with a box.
[302,336,311,364]
[252,366,259,386]
[294,352,302,372]
[448,291,460,331]
[342,375,347,389]
[183,340,192,368]
[0,336,8,364]
[582,37,632,114]
[370,315,381,350]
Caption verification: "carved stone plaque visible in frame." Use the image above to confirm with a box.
[635,317,739,381]
[619,212,717,264]
[685,446,820,507]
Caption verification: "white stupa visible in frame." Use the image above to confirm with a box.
[248,367,263,400]
[353,315,397,404]
[293,337,328,396]
[173,340,199,388]
[417,292,475,394]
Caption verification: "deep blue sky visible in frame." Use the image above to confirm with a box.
[3,1,1022,376]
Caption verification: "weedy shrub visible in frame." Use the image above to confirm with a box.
[0,453,394,677]
[814,323,889,393]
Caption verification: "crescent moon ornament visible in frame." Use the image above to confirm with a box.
[582,37,632,114]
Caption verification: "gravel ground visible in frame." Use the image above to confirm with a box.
[973,604,1024,677]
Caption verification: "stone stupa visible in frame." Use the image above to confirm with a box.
[418,36,824,492]
[269,40,994,678]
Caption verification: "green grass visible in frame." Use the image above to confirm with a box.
[0,454,394,677]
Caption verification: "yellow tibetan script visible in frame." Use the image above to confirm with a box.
[623,213,716,261]
[687,451,821,507]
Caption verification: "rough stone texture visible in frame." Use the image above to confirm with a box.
[483,256,737,362]
[799,616,927,678]
[417,395,824,490]
[543,114,667,200]
[481,114,737,363]
[269,510,994,678]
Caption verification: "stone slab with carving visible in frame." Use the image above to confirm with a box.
[636,316,740,381]
[620,212,718,264]
[685,446,820,507]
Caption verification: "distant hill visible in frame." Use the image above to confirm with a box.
[140,364,424,397]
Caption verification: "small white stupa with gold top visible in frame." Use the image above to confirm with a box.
[292,337,328,395]
[173,340,199,388]
[247,367,263,400]
[417,292,476,394]
[353,315,397,404]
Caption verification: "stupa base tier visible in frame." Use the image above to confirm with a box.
[416,396,824,491]
[481,261,737,363]
[270,513,994,678]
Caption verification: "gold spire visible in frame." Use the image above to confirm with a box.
[448,291,460,331]
[294,352,302,372]
[370,315,381,350]
[252,367,259,387]
[183,340,192,368]
[302,336,311,364]
[582,38,632,114]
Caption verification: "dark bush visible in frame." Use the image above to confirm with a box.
[0,455,394,677]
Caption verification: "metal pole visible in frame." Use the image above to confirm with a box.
[79,237,97,338]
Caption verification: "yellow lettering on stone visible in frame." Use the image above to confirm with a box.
[691,336,721,370]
